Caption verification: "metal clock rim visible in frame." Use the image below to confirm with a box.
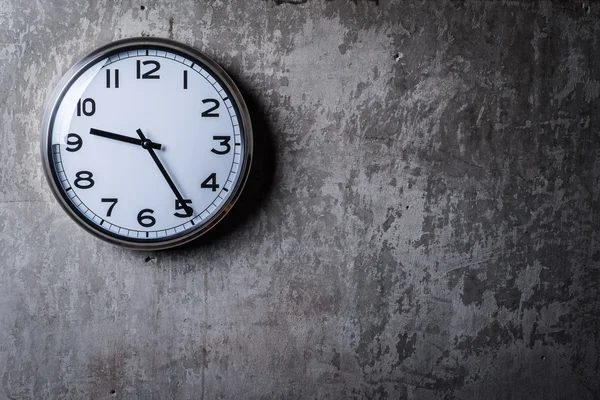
[40,37,253,251]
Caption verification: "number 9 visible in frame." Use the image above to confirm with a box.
[65,133,83,152]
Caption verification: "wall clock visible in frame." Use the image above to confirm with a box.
[41,38,252,250]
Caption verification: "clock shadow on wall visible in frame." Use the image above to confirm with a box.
[163,80,276,253]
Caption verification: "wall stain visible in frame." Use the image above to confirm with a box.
[168,16,174,39]
[271,0,379,5]
[393,331,417,368]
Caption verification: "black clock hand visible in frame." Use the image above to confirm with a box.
[90,128,162,150]
[136,129,191,214]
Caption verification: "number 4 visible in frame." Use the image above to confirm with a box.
[201,173,219,191]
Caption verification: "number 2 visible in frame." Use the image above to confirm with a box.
[201,99,220,117]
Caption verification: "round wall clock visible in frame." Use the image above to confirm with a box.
[41,38,252,250]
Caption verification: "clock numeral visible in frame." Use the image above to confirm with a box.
[201,173,219,192]
[201,99,220,117]
[74,171,94,189]
[183,70,188,89]
[174,199,193,218]
[101,198,118,217]
[76,98,96,117]
[211,136,231,155]
[106,69,119,88]
[65,133,83,152]
[137,209,156,227]
[137,60,160,79]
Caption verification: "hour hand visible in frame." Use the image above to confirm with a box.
[89,128,162,150]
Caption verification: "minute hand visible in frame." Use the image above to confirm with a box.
[90,128,162,150]
[136,129,189,211]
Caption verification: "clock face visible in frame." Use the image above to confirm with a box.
[41,38,252,250]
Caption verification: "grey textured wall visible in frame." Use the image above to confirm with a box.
[1,0,599,399]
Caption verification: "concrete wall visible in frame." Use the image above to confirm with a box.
[1,0,599,398]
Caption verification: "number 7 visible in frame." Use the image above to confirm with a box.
[101,198,118,217]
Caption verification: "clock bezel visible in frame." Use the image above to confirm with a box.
[40,37,253,250]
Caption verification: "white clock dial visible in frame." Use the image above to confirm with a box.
[41,39,252,250]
